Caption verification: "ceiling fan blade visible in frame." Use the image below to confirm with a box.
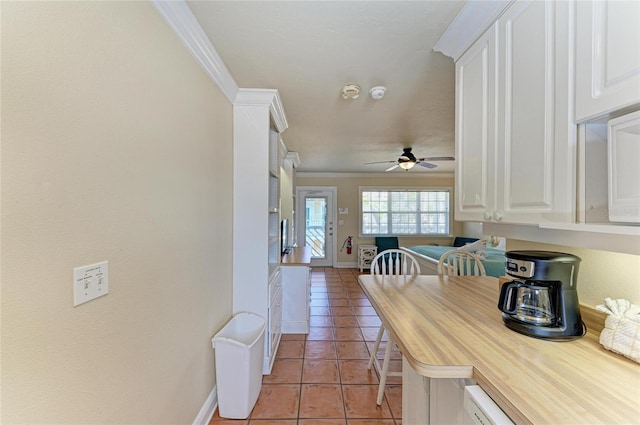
[417,161,438,169]
[417,156,455,161]
[364,160,398,165]
[385,164,400,172]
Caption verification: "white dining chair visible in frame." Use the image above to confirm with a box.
[437,249,487,276]
[368,249,421,405]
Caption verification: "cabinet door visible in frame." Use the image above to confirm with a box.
[430,379,467,425]
[455,24,497,222]
[608,111,640,223]
[270,285,282,352]
[402,357,429,424]
[497,0,566,224]
[265,269,282,374]
[576,0,640,122]
[281,266,310,334]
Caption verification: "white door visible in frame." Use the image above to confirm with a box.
[297,187,336,267]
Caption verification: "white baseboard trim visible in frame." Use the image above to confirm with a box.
[281,321,310,334]
[334,262,358,269]
[193,385,217,425]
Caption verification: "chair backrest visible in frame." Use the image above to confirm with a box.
[438,249,487,276]
[372,249,421,276]
[375,237,399,252]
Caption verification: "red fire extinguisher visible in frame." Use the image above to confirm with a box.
[341,236,353,255]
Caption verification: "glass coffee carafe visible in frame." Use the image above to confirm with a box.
[499,281,556,326]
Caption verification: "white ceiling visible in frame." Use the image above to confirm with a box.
[187,1,465,174]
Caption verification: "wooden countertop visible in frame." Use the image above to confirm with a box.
[358,274,640,424]
[281,246,311,266]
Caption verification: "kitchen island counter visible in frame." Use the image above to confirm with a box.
[358,274,640,424]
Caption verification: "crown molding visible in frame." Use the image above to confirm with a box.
[150,0,239,102]
[235,89,289,133]
[433,0,512,61]
[285,152,301,168]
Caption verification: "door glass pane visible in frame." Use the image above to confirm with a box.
[305,197,326,258]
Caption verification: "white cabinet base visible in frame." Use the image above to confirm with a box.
[264,268,282,375]
[402,357,477,424]
[281,252,311,334]
[402,357,429,424]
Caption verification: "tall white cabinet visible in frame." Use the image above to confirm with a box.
[455,0,574,225]
[233,88,288,374]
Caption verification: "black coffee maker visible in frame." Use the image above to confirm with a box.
[498,251,585,340]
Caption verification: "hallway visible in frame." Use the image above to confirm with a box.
[210,267,402,424]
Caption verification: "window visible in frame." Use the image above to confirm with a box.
[360,188,450,236]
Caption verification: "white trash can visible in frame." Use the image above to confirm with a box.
[211,312,265,419]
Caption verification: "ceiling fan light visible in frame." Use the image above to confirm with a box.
[399,161,416,170]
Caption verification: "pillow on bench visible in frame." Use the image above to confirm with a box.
[456,239,485,253]
[452,237,479,247]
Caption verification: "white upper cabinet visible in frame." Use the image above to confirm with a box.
[497,0,574,224]
[455,0,574,225]
[575,0,640,122]
[455,25,497,221]
[607,111,640,223]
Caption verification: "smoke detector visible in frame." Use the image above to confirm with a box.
[341,84,361,99]
[369,86,387,100]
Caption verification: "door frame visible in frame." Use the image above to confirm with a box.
[296,186,337,267]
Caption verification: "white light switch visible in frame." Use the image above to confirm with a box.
[73,261,109,306]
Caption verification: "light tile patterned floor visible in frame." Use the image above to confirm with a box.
[210,267,402,425]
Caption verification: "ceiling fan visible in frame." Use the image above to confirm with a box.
[364,147,455,171]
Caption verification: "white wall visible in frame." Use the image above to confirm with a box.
[507,240,640,308]
[1,2,233,423]
[462,222,483,238]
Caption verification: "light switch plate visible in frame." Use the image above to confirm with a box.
[73,261,109,306]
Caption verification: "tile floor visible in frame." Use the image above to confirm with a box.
[210,267,403,425]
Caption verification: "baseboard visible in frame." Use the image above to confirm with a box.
[334,261,358,269]
[281,321,309,334]
[193,385,217,425]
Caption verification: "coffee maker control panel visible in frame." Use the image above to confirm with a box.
[506,258,535,278]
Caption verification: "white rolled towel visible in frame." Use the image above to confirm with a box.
[475,249,487,260]
[596,298,640,363]
[596,298,640,322]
